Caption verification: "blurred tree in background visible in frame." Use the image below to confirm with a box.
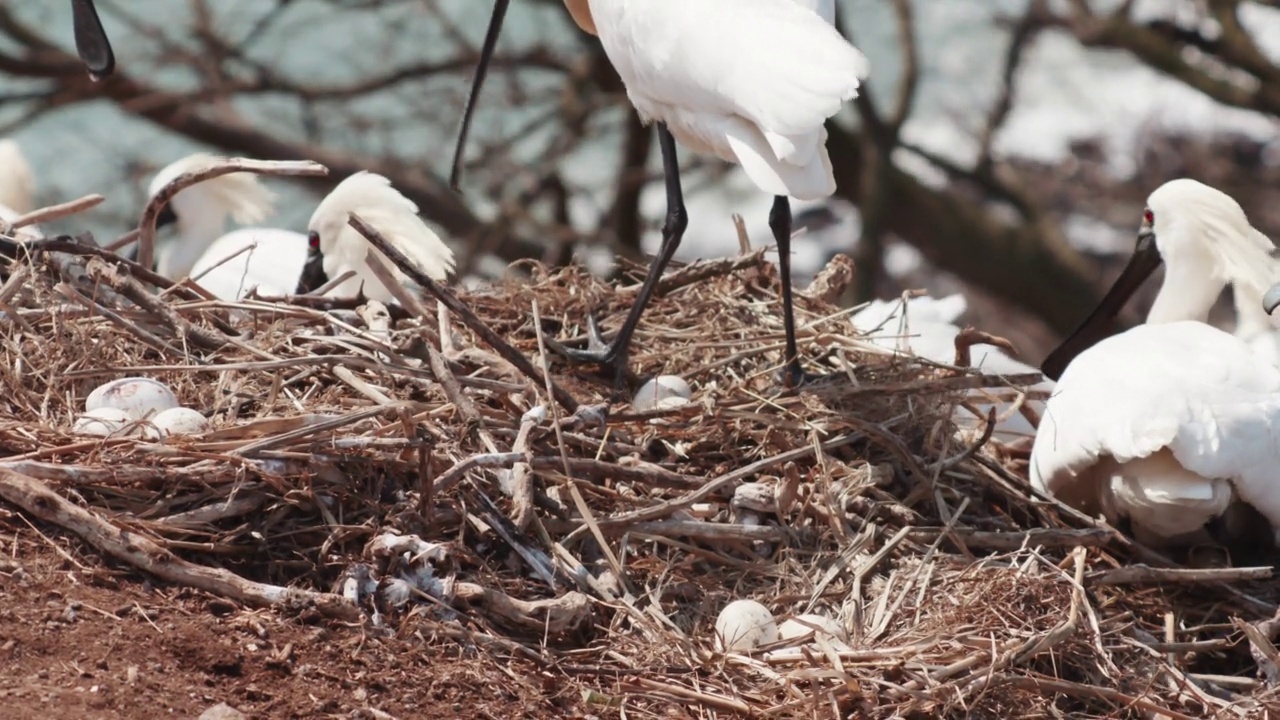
[0,0,1277,359]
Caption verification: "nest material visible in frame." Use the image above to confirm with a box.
[0,234,1278,718]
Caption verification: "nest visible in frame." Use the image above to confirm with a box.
[1,224,1279,718]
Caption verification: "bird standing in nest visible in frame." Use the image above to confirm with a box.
[450,0,869,390]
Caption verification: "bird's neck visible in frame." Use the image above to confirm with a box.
[1146,260,1223,325]
[563,0,598,35]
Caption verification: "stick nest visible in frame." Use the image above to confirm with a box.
[0,239,1278,718]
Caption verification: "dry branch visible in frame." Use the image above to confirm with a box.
[136,158,328,270]
[0,466,358,619]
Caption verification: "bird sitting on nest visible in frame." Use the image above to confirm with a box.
[1034,179,1280,566]
[137,153,455,303]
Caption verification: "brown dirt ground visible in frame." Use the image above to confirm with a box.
[0,517,614,720]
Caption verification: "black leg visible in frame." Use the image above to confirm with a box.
[70,0,115,80]
[768,195,817,388]
[449,0,511,189]
[551,123,688,388]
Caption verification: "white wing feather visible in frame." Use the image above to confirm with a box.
[1032,321,1280,531]
[597,0,865,134]
[188,228,308,301]
[591,0,866,199]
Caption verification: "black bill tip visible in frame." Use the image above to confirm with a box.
[71,0,115,80]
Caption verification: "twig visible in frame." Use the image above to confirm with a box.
[905,527,1113,551]
[1088,565,1272,586]
[84,256,228,351]
[587,432,864,530]
[5,193,104,232]
[347,212,579,413]
[996,674,1200,720]
[136,158,328,271]
[0,466,358,619]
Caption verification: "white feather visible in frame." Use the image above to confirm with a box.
[1032,321,1280,545]
[307,171,455,304]
[187,228,309,301]
[587,0,867,200]
[0,140,35,216]
[149,153,277,279]
[1142,178,1280,351]
[1032,180,1280,546]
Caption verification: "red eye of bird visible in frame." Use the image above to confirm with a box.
[1143,209,1154,225]
[307,231,320,251]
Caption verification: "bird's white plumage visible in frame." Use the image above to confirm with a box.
[0,140,40,241]
[587,0,867,200]
[1032,179,1280,547]
[187,228,309,301]
[149,153,277,279]
[307,171,455,303]
[1142,179,1280,341]
[152,160,455,303]
[1031,321,1280,545]
[0,139,35,215]
[853,294,1050,439]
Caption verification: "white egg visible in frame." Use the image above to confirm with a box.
[632,375,692,412]
[86,377,180,421]
[143,407,210,439]
[778,614,848,647]
[714,599,777,652]
[72,407,134,437]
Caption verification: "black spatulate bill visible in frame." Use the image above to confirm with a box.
[70,0,115,80]
[448,0,511,191]
[1040,230,1162,381]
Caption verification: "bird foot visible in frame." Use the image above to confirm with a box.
[545,312,639,394]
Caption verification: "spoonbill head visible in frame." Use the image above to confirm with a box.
[306,171,455,304]
[70,0,114,79]
[451,0,868,388]
[1041,178,1280,380]
[146,153,277,280]
[1031,280,1280,558]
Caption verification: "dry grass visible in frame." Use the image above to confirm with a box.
[0,225,1278,719]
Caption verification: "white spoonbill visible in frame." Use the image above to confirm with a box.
[70,0,115,79]
[1041,178,1280,380]
[147,155,454,302]
[450,0,869,386]
[853,294,1051,441]
[304,170,456,303]
[1030,297,1280,553]
[145,153,279,286]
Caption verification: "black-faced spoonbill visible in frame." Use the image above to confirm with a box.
[70,0,114,79]
[1041,178,1280,380]
[450,0,869,387]
[146,155,455,302]
[1030,282,1280,560]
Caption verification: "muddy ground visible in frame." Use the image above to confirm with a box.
[0,518,613,720]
